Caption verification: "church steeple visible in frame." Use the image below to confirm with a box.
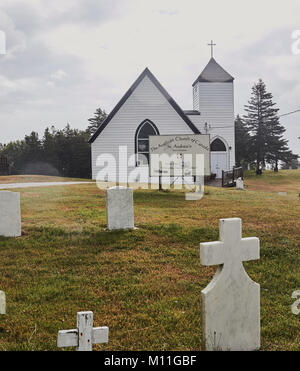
[193,58,234,86]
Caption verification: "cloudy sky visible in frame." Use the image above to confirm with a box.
[0,0,299,154]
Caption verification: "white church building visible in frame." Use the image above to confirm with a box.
[90,57,235,182]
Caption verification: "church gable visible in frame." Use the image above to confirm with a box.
[89,68,199,143]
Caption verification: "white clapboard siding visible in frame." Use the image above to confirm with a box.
[92,75,195,182]
[191,81,235,169]
[193,85,200,112]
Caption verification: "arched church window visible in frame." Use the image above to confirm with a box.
[135,120,159,166]
[210,138,227,152]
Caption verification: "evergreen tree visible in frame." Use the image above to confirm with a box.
[281,157,300,169]
[0,124,92,178]
[265,136,296,172]
[43,126,60,175]
[234,115,252,168]
[264,112,298,171]
[243,79,293,174]
[87,108,107,135]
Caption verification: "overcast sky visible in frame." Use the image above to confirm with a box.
[0,0,299,155]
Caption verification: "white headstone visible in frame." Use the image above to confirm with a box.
[236,177,244,190]
[0,291,5,315]
[57,311,109,351]
[278,192,287,196]
[200,218,260,351]
[106,186,134,230]
[291,291,300,315]
[0,191,21,237]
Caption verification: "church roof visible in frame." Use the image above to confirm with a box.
[89,68,200,143]
[192,58,234,86]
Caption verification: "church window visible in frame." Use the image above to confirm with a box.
[210,138,227,152]
[135,120,159,166]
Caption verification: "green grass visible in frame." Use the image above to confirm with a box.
[0,172,299,351]
[245,169,300,193]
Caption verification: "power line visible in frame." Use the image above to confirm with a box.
[279,110,300,118]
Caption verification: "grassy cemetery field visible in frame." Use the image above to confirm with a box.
[0,170,299,350]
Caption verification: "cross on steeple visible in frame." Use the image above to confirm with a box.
[207,40,216,58]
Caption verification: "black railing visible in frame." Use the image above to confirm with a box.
[222,167,243,188]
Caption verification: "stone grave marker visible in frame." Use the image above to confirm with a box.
[278,192,287,196]
[292,291,300,315]
[236,177,244,190]
[106,186,134,230]
[57,311,109,351]
[0,191,21,237]
[200,218,260,351]
[0,291,5,315]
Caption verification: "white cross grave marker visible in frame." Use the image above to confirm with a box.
[57,311,108,351]
[200,218,260,351]
[0,291,5,315]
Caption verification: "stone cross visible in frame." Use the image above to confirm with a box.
[0,191,21,237]
[106,186,134,230]
[57,311,109,351]
[200,218,260,351]
[0,291,5,315]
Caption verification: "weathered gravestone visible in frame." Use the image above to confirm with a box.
[57,311,109,351]
[0,191,21,237]
[0,291,5,315]
[200,218,260,351]
[236,177,244,190]
[291,291,300,315]
[106,186,134,230]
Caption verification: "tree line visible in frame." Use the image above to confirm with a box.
[0,108,107,178]
[0,80,298,178]
[235,79,298,173]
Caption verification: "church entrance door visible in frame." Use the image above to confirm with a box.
[211,152,227,178]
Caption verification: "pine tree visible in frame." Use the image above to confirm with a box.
[281,156,300,169]
[235,115,252,167]
[243,80,297,173]
[264,114,297,172]
[243,80,281,174]
[87,108,107,135]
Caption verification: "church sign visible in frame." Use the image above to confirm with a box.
[149,134,210,177]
